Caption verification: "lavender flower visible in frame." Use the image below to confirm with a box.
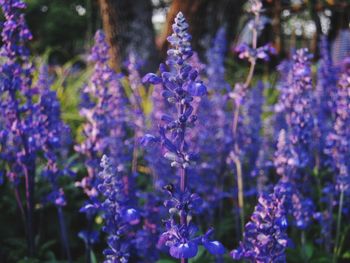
[189,92,231,218]
[75,30,129,198]
[273,60,292,136]
[325,69,350,192]
[125,53,163,262]
[324,59,350,263]
[274,130,299,181]
[37,64,72,206]
[36,63,74,260]
[142,12,224,260]
[0,0,35,181]
[231,185,289,263]
[273,50,316,230]
[97,155,140,263]
[274,130,314,230]
[252,93,275,192]
[75,30,132,258]
[184,42,232,218]
[316,36,338,135]
[235,42,276,62]
[126,53,145,138]
[0,0,40,255]
[0,1,72,258]
[133,193,161,262]
[285,49,315,167]
[206,27,230,92]
[234,0,275,64]
[243,81,264,170]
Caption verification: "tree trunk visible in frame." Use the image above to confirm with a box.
[206,0,245,46]
[272,0,283,57]
[309,0,322,58]
[158,0,245,60]
[131,0,159,72]
[98,0,157,72]
[158,0,209,58]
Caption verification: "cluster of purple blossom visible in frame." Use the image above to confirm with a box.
[1,0,350,262]
[0,0,73,259]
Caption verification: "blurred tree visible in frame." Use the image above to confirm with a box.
[24,0,99,63]
[328,1,350,64]
[157,0,245,60]
[98,0,158,72]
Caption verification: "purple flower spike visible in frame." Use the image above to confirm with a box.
[206,26,230,92]
[231,187,289,263]
[274,129,314,229]
[0,1,72,258]
[325,68,350,192]
[142,12,224,260]
[75,30,129,198]
[97,155,140,263]
[235,43,275,62]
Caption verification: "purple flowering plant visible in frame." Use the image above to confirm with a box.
[142,12,225,261]
[1,1,350,262]
[0,0,72,259]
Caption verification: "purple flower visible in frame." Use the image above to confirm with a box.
[315,36,338,141]
[0,0,38,247]
[36,64,73,206]
[273,59,292,135]
[235,43,276,62]
[243,81,264,169]
[97,155,140,262]
[206,27,230,92]
[75,30,135,260]
[278,49,315,168]
[75,30,130,198]
[0,0,36,183]
[126,53,145,137]
[0,1,72,257]
[325,68,350,192]
[274,130,314,229]
[142,12,224,259]
[231,186,289,262]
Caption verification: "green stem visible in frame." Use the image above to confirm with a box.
[337,225,350,259]
[332,190,344,263]
[301,231,307,263]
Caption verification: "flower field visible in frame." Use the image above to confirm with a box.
[0,0,350,262]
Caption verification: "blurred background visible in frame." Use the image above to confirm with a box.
[0,1,350,262]
[6,0,346,136]
[16,0,350,68]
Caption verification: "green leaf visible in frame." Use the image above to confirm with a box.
[342,251,350,259]
[39,239,57,254]
[304,242,314,260]
[90,250,98,263]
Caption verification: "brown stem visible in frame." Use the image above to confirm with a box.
[230,153,245,235]
[132,143,138,175]
[230,6,261,238]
